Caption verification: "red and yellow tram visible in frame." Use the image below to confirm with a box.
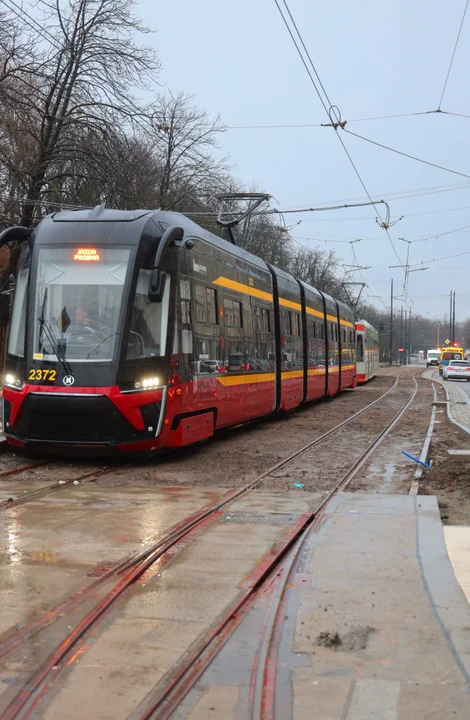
[1,208,358,455]
[355,320,379,383]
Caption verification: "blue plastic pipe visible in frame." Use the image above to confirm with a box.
[401,450,432,468]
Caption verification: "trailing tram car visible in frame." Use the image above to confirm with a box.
[355,319,379,383]
[1,207,357,456]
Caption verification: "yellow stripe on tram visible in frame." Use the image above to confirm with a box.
[213,276,354,328]
[216,364,355,387]
[281,370,303,380]
[279,297,302,312]
[213,277,273,302]
[216,373,275,386]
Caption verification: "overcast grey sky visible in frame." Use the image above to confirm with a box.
[140,0,470,321]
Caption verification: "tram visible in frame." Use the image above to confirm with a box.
[355,320,379,383]
[1,207,358,455]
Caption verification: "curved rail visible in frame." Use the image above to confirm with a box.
[251,374,419,720]
[131,375,420,720]
[0,375,408,720]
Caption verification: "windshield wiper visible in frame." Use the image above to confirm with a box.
[86,333,119,359]
[37,287,48,356]
[37,290,73,377]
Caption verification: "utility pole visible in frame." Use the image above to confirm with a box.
[437,320,440,348]
[400,307,404,365]
[449,291,453,342]
[452,291,456,344]
[404,308,408,365]
[408,308,412,363]
[389,279,393,366]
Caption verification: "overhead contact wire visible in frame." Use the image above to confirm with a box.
[272,0,404,267]
[438,0,470,109]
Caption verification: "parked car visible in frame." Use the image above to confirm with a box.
[443,359,470,381]
[194,360,225,375]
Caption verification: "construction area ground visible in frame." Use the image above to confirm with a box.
[1,365,470,719]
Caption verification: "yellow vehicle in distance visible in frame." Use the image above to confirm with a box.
[439,346,465,375]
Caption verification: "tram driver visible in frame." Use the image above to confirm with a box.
[73,305,102,334]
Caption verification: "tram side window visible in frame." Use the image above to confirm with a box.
[357,335,364,362]
[224,298,242,328]
[180,279,191,325]
[308,319,317,365]
[181,299,191,325]
[127,270,170,358]
[251,304,273,369]
[291,312,301,337]
[195,285,217,325]
[255,306,270,332]
[282,310,291,336]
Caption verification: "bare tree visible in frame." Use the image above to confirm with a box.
[0,9,38,103]
[1,0,160,227]
[149,91,229,211]
[288,245,346,297]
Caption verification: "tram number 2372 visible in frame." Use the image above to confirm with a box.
[28,368,57,382]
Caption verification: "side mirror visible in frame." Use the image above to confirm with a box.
[0,226,33,248]
[148,269,166,303]
[148,224,184,303]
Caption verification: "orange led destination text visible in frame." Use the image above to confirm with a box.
[74,248,100,262]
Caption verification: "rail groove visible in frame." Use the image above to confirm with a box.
[0,374,416,720]
[0,466,111,510]
[131,375,420,720]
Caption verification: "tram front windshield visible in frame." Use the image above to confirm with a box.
[33,246,130,362]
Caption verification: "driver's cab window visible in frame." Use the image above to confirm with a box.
[127,269,170,359]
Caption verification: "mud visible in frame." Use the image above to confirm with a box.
[316,625,375,652]
[316,631,341,648]
[347,377,433,494]
[0,368,431,501]
[0,376,395,490]
[412,379,470,524]
[260,372,430,495]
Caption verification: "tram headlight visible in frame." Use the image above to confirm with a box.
[141,377,160,389]
[4,373,23,390]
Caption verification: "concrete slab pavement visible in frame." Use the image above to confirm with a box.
[0,484,324,719]
[178,493,470,719]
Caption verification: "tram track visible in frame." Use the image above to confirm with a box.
[128,375,420,720]
[0,460,47,480]
[0,465,112,510]
[0,373,419,720]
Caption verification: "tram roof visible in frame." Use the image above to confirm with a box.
[45,207,269,271]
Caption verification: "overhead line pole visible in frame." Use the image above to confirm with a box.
[452,291,456,344]
[389,279,394,366]
[400,307,404,365]
[408,309,412,364]
[449,291,453,343]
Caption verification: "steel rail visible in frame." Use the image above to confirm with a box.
[131,375,420,720]
[0,466,112,510]
[0,460,48,480]
[0,375,405,720]
[253,374,420,720]
[0,375,400,663]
